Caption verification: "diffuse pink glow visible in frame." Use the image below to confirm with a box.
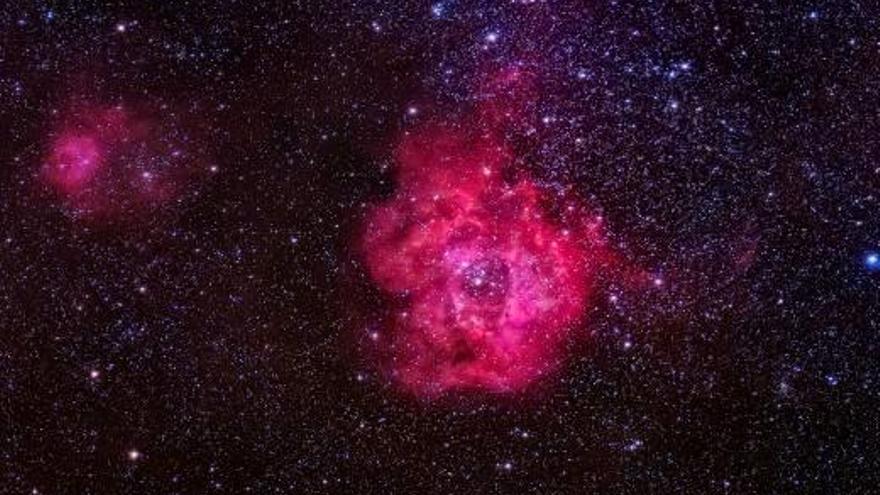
[41,103,207,220]
[45,135,103,194]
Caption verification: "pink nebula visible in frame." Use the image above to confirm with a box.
[41,103,208,220]
[44,135,103,194]
[360,124,608,397]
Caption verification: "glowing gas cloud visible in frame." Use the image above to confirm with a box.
[42,102,209,220]
[360,119,608,397]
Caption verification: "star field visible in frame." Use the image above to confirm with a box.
[1,1,879,493]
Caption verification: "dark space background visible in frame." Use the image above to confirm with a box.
[1,1,879,493]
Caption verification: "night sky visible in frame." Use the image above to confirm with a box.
[2,1,879,493]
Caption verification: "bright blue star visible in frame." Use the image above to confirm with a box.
[864,252,880,271]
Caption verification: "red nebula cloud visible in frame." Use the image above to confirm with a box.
[45,135,103,193]
[360,123,609,397]
[41,102,209,220]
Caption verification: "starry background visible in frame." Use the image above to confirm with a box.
[2,1,879,493]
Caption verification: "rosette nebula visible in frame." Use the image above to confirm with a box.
[361,125,607,397]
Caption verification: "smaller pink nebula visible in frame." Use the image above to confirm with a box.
[45,135,103,194]
[41,103,209,221]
